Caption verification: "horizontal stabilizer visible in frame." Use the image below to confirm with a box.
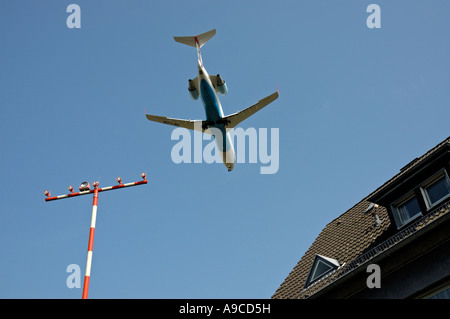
[223,91,279,128]
[174,29,216,48]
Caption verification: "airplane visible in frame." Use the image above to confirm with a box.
[145,29,279,171]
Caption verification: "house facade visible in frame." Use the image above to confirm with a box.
[272,137,450,299]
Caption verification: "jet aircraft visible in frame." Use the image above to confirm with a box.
[145,29,279,171]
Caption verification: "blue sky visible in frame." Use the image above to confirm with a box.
[0,0,449,298]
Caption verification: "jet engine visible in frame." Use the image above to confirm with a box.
[188,79,199,100]
[216,74,228,95]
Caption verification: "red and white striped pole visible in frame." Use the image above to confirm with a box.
[43,173,148,299]
[82,181,99,299]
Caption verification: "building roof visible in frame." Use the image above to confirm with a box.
[272,199,391,299]
[272,136,450,299]
[369,136,450,203]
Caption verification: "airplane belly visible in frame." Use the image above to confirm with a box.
[200,78,223,121]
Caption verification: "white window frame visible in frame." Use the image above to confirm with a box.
[304,255,340,288]
[420,169,450,210]
[391,192,422,229]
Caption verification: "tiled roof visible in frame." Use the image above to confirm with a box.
[272,199,391,299]
[272,136,450,299]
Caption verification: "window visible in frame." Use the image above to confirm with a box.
[389,169,450,229]
[421,170,450,209]
[392,194,422,228]
[311,260,333,281]
[428,287,450,299]
[304,255,340,287]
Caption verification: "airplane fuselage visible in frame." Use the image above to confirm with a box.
[197,63,235,171]
[146,29,278,172]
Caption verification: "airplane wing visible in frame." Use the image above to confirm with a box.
[145,114,212,134]
[223,91,279,128]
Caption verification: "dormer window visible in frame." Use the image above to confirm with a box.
[304,255,340,287]
[392,193,422,228]
[420,170,450,210]
[366,138,450,233]
[390,169,450,229]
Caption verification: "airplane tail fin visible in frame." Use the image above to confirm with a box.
[174,29,216,66]
[173,29,216,48]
